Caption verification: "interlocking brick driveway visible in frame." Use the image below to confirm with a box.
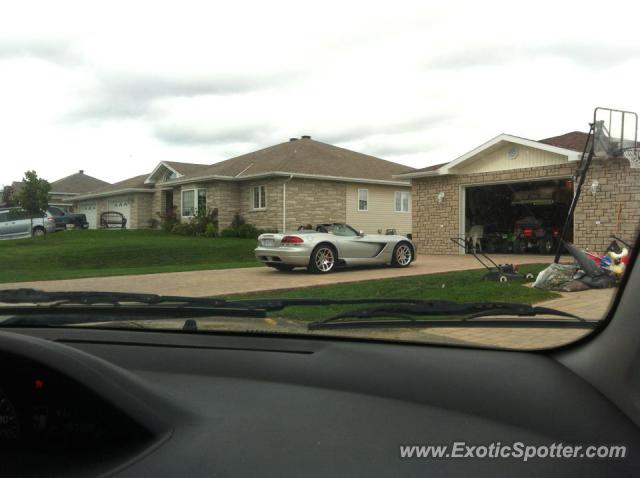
[2,254,557,296]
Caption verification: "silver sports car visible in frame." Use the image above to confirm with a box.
[254,223,416,273]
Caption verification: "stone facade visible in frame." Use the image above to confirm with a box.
[95,177,413,234]
[281,178,347,231]
[130,193,153,229]
[411,159,640,254]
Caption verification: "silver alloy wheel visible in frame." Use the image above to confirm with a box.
[33,228,45,237]
[315,247,335,272]
[396,244,412,266]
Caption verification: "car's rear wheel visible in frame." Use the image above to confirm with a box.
[271,264,294,272]
[391,242,413,267]
[32,226,46,237]
[308,245,337,273]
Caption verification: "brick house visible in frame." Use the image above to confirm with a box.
[69,136,415,233]
[395,132,640,255]
[3,171,109,210]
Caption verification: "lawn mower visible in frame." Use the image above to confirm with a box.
[450,237,535,282]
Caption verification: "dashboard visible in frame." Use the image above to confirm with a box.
[0,326,639,477]
[0,351,152,477]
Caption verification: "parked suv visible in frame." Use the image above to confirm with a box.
[0,208,56,239]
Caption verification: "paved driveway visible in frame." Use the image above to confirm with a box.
[2,254,557,297]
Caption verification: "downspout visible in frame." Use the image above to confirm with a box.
[282,174,293,232]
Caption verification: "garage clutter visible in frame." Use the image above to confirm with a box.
[533,237,630,292]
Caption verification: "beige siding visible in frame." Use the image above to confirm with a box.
[346,184,412,235]
[454,144,569,175]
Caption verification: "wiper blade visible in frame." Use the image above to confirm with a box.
[0,288,268,326]
[308,302,596,331]
[0,288,235,307]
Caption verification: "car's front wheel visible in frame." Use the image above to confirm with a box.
[391,242,413,267]
[308,245,337,273]
[32,226,46,237]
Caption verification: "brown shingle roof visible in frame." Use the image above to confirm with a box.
[50,171,110,194]
[74,174,151,198]
[163,161,209,176]
[539,131,591,152]
[179,138,414,182]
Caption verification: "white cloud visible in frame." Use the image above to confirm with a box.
[0,0,639,185]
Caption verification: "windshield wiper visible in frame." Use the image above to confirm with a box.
[0,288,268,323]
[0,289,596,331]
[308,302,598,331]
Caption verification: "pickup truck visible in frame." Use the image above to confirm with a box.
[47,206,89,231]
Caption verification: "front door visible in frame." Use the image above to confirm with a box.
[164,190,174,214]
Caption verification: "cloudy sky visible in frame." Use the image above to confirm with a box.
[1,0,639,186]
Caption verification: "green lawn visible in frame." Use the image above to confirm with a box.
[227,265,560,321]
[0,230,260,283]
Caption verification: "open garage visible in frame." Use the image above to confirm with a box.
[464,179,574,254]
[398,132,640,255]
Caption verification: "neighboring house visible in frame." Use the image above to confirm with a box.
[69,137,415,233]
[396,131,640,255]
[3,171,109,211]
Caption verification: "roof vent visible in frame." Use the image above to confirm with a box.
[301,135,311,139]
[289,138,298,142]
[79,170,84,174]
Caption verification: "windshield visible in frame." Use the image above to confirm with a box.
[0,2,639,350]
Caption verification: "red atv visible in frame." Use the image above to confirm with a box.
[513,216,560,254]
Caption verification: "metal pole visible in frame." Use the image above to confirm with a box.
[553,123,595,263]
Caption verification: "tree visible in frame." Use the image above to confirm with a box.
[1,185,15,207]
[16,171,50,215]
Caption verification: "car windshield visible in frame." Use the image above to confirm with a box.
[0,2,639,351]
[320,224,359,236]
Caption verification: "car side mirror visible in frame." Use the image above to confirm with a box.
[358,230,365,237]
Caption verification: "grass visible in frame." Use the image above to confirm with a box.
[226,264,560,321]
[0,229,260,283]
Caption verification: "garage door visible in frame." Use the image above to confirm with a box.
[107,198,131,228]
[464,179,574,255]
[78,203,97,229]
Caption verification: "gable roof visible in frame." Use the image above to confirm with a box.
[145,161,210,184]
[395,133,582,179]
[50,170,110,194]
[170,137,414,186]
[69,174,153,201]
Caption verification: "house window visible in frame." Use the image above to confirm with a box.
[395,191,410,212]
[181,189,207,216]
[197,189,207,215]
[252,185,266,209]
[358,189,368,211]
[181,190,195,217]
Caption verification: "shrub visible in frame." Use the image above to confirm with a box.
[192,208,219,235]
[147,217,159,229]
[231,213,245,229]
[204,223,217,238]
[220,227,238,237]
[158,207,179,233]
[237,223,259,239]
[171,222,194,236]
